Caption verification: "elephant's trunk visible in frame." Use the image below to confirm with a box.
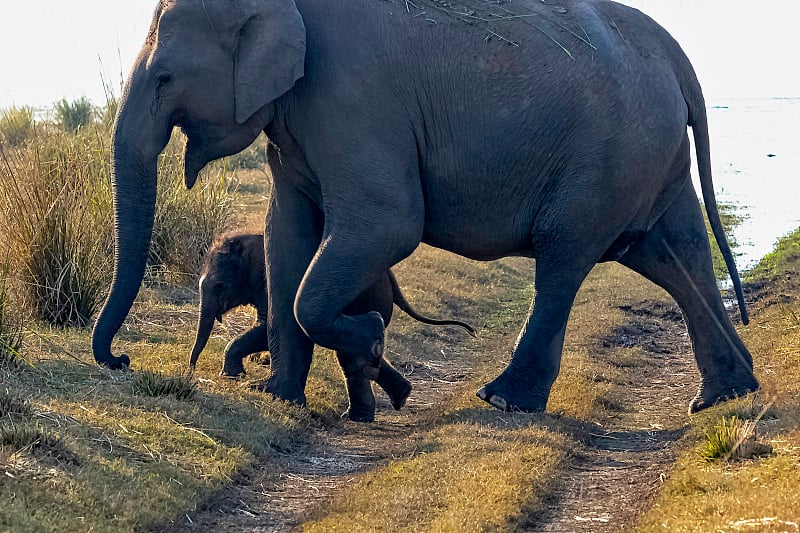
[189,301,217,368]
[91,104,162,368]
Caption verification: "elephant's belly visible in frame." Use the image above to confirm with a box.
[421,209,536,261]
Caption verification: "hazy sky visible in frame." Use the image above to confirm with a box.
[1,1,798,109]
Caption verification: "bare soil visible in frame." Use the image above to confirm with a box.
[525,301,696,532]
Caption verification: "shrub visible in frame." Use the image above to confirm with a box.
[54,97,95,133]
[0,106,35,147]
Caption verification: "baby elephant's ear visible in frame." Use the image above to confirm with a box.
[234,1,306,124]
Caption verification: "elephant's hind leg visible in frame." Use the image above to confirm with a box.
[336,351,412,422]
[336,273,413,422]
[476,258,594,412]
[619,182,758,413]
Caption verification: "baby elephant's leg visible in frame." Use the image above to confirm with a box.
[337,272,412,421]
[221,322,269,377]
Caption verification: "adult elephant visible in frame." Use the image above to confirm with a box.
[92,0,758,414]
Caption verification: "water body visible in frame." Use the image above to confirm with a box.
[693,97,800,271]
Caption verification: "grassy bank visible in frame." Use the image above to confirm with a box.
[637,228,800,531]
[0,102,282,531]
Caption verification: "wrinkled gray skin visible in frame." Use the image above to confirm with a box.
[92,0,759,415]
[189,233,476,421]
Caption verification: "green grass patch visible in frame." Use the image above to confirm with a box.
[130,369,197,400]
[747,226,800,282]
[0,349,310,531]
[0,423,62,453]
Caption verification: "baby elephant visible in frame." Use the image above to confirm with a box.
[189,233,475,422]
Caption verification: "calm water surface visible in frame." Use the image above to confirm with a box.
[693,97,800,270]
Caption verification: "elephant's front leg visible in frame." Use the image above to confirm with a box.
[292,187,424,377]
[220,321,269,377]
[260,179,323,405]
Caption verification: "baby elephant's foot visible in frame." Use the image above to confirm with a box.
[476,372,548,413]
[344,374,377,423]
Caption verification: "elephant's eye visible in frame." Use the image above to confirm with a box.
[156,73,172,87]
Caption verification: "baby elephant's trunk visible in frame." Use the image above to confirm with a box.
[189,302,217,368]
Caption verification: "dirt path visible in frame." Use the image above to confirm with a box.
[159,326,484,532]
[153,255,701,532]
[526,301,697,531]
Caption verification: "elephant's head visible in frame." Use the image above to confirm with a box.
[188,234,266,368]
[92,0,305,368]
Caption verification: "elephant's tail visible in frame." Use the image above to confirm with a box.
[388,271,477,337]
[684,75,750,325]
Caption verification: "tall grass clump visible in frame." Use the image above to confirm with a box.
[1,93,237,327]
[0,265,24,367]
[0,106,35,147]
[130,369,196,400]
[0,128,114,327]
[701,416,773,461]
[54,97,95,133]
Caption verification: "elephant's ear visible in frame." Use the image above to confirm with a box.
[234,2,306,125]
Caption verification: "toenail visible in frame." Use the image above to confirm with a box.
[489,395,508,410]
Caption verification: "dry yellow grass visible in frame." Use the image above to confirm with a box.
[301,261,682,531]
[307,424,568,532]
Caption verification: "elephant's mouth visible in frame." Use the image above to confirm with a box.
[181,126,213,189]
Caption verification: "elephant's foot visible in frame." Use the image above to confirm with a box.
[329,311,385,365]
[344,407,375,423]
[689,372,760,414]
[252,376,307,406]
[344,373,377,423]
[386,379,411,411]
[97,353,131,370]
[476,372,548,413]
[220,359,246,378]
